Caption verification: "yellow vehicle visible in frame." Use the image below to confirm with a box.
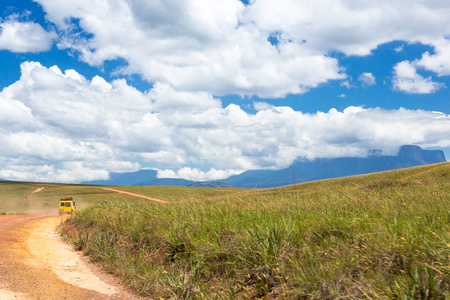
[59,197,76,215]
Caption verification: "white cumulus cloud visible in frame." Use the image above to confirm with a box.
[0,18,56,52]
[358,72,376,87]
[415,39,450,76]
[393,61,444,94]
[156,168,244,182]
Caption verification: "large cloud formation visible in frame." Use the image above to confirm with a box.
[32,0,450,96]
[0,62,448,182]
[1,1,450,182]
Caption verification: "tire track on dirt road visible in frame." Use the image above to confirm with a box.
[25,186,45,204]
[100,187,169,203]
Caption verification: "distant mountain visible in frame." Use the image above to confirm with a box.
[188,181,243,188]
[397,145,445,164]
[136,178,194,186]
[83,170,193,186]
[82,145,446,188]
[220,145,446,188]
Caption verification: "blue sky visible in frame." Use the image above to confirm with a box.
[0,0,449,183]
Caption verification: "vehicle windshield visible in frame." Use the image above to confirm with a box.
[65,202,71,207]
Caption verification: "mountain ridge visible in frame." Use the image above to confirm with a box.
[82,145,446,187]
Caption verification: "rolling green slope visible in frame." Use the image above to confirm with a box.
[61,162,450,299]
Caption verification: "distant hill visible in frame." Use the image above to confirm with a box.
[220,145,446,188]
[83,170,158,186]
[82,145,446,187]
[83,170,193,186]
[136,178,194,186]
[188,181,242,188]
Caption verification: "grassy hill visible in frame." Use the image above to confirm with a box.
[1,163,449,298]
[61,163,449,299]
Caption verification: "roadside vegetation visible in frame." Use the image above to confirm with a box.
[60,163,449,298]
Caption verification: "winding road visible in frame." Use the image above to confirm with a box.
[0,186,161,299]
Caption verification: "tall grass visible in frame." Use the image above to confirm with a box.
[62,163,450,299]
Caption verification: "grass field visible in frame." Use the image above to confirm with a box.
[1,163,449,298]
[0,183,122,215]
[59,163,450,299]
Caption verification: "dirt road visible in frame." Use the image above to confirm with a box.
[100,188,168,203]
[0,215,138,299]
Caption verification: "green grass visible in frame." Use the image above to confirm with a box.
[104,185,243,203]
[0,182,159,215]
[61,163,450,299]
[0,182,40,214]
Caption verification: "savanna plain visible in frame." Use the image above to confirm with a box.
[1,162,449,299]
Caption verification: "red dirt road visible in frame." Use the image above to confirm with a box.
[0,215,138,299]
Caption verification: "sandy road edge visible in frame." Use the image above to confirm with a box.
[0,288,29,299]
[26,216,122,296]
[0,215,139,299]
